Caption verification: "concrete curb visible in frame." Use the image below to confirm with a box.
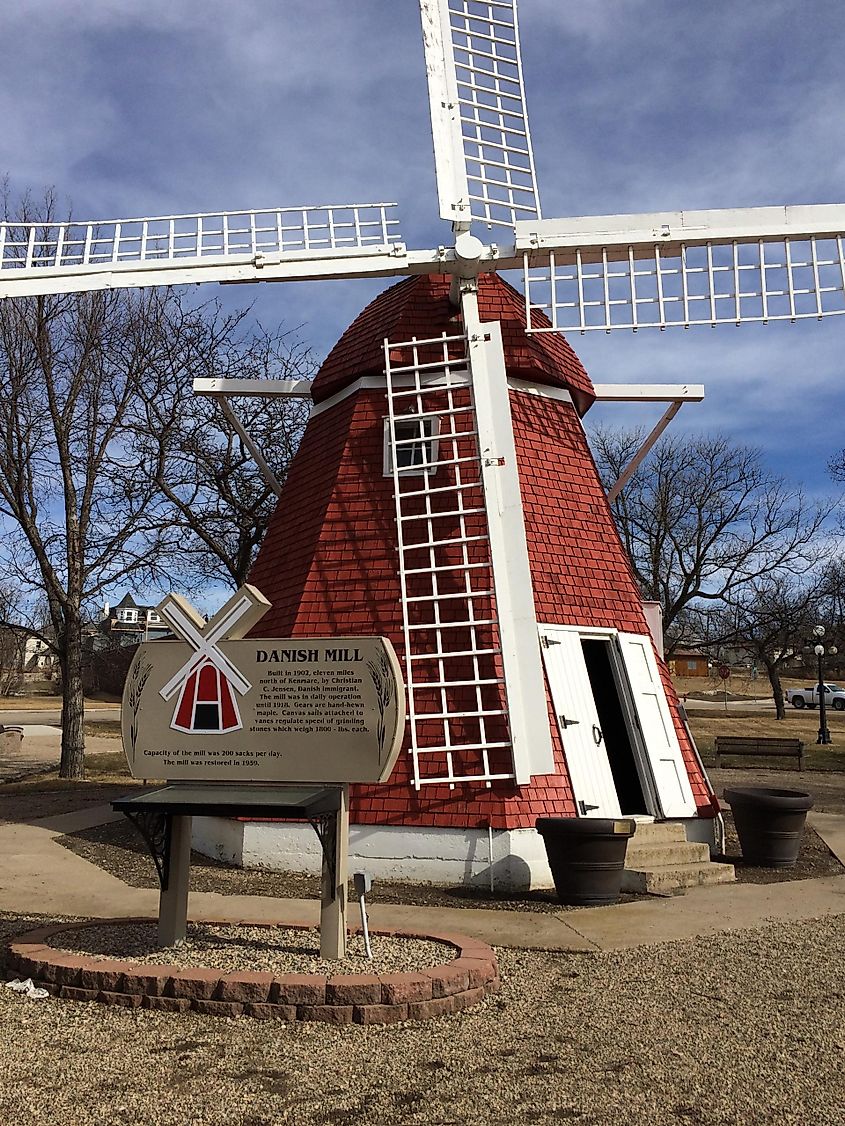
[5,918,500,1025]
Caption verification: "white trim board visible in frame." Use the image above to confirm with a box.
[309,373,572,418]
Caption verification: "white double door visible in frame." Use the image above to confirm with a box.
[539,625,696,819]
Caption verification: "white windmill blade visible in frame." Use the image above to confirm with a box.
[0,202,409,300]
[419,0,541,233]
[516,203,845,333]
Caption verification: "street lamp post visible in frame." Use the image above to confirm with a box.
[812,625,838,746]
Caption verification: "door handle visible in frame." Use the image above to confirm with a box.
[593,725,603,746]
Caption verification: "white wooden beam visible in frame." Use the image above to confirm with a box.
[193,377,313,398]
[605,402,684,504]
[216,397,284,499]
[516,203,845,262]
[419,0,472,228]
[592,383,704,403]
[463,289,555,782]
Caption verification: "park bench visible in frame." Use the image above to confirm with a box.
[714,735,805,770]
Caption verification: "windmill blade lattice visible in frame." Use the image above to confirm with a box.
[421,0,541,231]
[0,203,405,299]
[517,204,845,333]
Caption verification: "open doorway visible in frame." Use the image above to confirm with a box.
[540,624,698,820]
[581,639,648,815]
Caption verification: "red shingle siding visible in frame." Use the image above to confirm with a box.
[513,392,647,634]
[312,274,595,413]
[247,385,577,829]
[511,390,712,813]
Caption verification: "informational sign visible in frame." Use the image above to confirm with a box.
[121,585,405,784]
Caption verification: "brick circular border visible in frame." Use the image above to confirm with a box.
[4,918,499,1024]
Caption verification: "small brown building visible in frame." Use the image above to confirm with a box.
[671,650,709,677]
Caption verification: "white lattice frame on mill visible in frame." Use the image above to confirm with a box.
[385,328,514,789]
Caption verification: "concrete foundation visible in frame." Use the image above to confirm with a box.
[192,818,557,890]
[191,816,719,890]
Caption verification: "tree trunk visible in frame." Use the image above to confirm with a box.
[59,618,86,779]
[764,660,786,720]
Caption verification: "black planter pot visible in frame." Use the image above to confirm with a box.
[724,787,814,869]
[536,817,636,906]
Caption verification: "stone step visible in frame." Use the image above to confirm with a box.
[626,821,688,845]
[624,840,712,868]
[621,860,736,896]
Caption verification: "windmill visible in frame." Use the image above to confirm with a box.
[4,1,844,885]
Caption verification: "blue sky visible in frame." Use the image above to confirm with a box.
[2,0,845,499]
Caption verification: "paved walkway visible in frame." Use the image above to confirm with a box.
[1,802,844,953]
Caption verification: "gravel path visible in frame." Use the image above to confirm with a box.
[2,911,843,1125]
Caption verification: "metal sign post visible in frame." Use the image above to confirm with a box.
[718,664,730,712]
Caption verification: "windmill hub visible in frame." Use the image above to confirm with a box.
[454,231,485,273]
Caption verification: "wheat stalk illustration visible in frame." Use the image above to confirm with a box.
[367,651,395,757]
[127,655,153,755]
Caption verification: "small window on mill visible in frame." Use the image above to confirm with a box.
[383,416,439,476]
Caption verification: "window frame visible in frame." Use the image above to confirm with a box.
[382,415,440,477]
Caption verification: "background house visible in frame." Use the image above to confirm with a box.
[95,593,170,648]
[84,593,171,697]
[670,649,710,678]
[0,626,56,694]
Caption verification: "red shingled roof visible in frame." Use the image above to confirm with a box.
[311,273,595,413]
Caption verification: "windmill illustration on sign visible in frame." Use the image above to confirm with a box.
[3,2,845,883]
[158,588,269,735]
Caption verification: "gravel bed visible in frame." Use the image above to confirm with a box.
[717,809,842,882]
[52,921,452,973]
[55,811,841,909]
[52,818,582,910]
[1,911,843,1125]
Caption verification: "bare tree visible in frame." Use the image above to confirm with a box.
[131,322,313,589]
[0,283,194,775]
[0,190,293,775]
[702,576,824,719]
[829,450,845,488]
[591,428,835,653]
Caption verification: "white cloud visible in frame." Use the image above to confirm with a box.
[1,0,844,498]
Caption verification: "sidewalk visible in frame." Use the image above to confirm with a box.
[2,802,844,953]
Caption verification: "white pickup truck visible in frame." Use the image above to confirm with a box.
[784,683,845,710]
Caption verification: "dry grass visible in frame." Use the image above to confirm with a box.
[0,696,61,710]
[0,694,120,710]
[0,749,131,789]
[686,709,845,770]
[0,752,145,822]
[673,670,842,699]
[83,719,122,738]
